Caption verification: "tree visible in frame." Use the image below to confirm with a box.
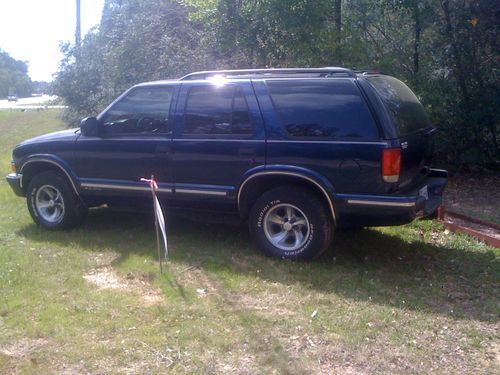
[54,0,499,169]
[0,49,33,98]
[54,0,215,125]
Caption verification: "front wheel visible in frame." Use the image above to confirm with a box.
[249,187,334,260]
[27,171,87,229]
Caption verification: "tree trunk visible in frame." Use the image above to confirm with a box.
[333,0,342,61]
[413,1,421,77]
[334,0,342,35]
[441,0,470,108]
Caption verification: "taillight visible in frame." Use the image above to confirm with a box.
[382,148,401,183]
[11,161,16,173]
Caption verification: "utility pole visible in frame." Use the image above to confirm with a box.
[76,0,81,47]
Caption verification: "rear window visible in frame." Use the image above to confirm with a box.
[267,79,378,140]
[367,76,431,136]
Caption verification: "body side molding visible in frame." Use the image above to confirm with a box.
[347,199,415,207]
[80,182,173,193]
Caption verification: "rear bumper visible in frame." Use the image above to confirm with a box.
[336,168,448,227]
[5,173,25,197]
[410,169,448,216]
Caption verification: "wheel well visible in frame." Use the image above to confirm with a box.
[238,174,335,223]
[21,161,77,195]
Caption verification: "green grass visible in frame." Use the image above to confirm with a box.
[0,110,499,374]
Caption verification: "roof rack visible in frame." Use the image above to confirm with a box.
[179,67,356,80]
[354,70,385,75]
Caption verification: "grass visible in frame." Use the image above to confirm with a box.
[0,110,499,374]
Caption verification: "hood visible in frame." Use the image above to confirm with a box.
[17,128,80,147]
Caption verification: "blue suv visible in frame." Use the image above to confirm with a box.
[6,68,447,259]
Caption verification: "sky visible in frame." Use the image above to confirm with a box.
[0,0,105,82]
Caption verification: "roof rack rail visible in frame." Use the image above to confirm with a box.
[354,69,385,75]
[179,67,356,80]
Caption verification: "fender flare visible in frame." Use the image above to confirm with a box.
[237,166,337,223]
[20,155,80,196]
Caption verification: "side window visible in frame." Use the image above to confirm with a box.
[183,84,253,136]
[267,79,378,139]
[102,86,174,135]
[366,75,432,136]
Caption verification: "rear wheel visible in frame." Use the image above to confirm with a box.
[249,187,333,260]
[27,171,87,229]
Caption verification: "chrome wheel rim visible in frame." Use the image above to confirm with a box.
[35,185,65,223]
[263,203,310,251]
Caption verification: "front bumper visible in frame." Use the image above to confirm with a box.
[336,169,448,227]
[6,173,24,197]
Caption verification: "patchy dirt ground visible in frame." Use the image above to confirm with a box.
[443,173,500,224]
[0,338,49,359]
[83,253,164,306]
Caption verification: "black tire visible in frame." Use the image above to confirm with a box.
[249,187,334,260]
[27,171,87,229]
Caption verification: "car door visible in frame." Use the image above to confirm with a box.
[74,84,178,200]
[171,80,265,211]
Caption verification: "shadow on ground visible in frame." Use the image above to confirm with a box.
[18,207,499,323]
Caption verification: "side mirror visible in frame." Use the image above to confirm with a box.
[80,117,102,137]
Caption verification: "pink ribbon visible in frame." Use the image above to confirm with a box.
[140,176,158,190]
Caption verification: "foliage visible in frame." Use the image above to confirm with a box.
[53,0,499,169]
[0,49,33,98]
[52,0,215,125]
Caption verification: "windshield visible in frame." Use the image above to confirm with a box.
[367,76,432,136]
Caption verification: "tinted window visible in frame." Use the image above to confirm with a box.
[184,85,252,136]
[267,79,378,139]
[367,76,431,136]
[103,86,173,134]
[232,87,253,134]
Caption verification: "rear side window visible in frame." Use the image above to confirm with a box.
[184,85,253,136]
[267,79,378,139]
[367,76,431,136]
